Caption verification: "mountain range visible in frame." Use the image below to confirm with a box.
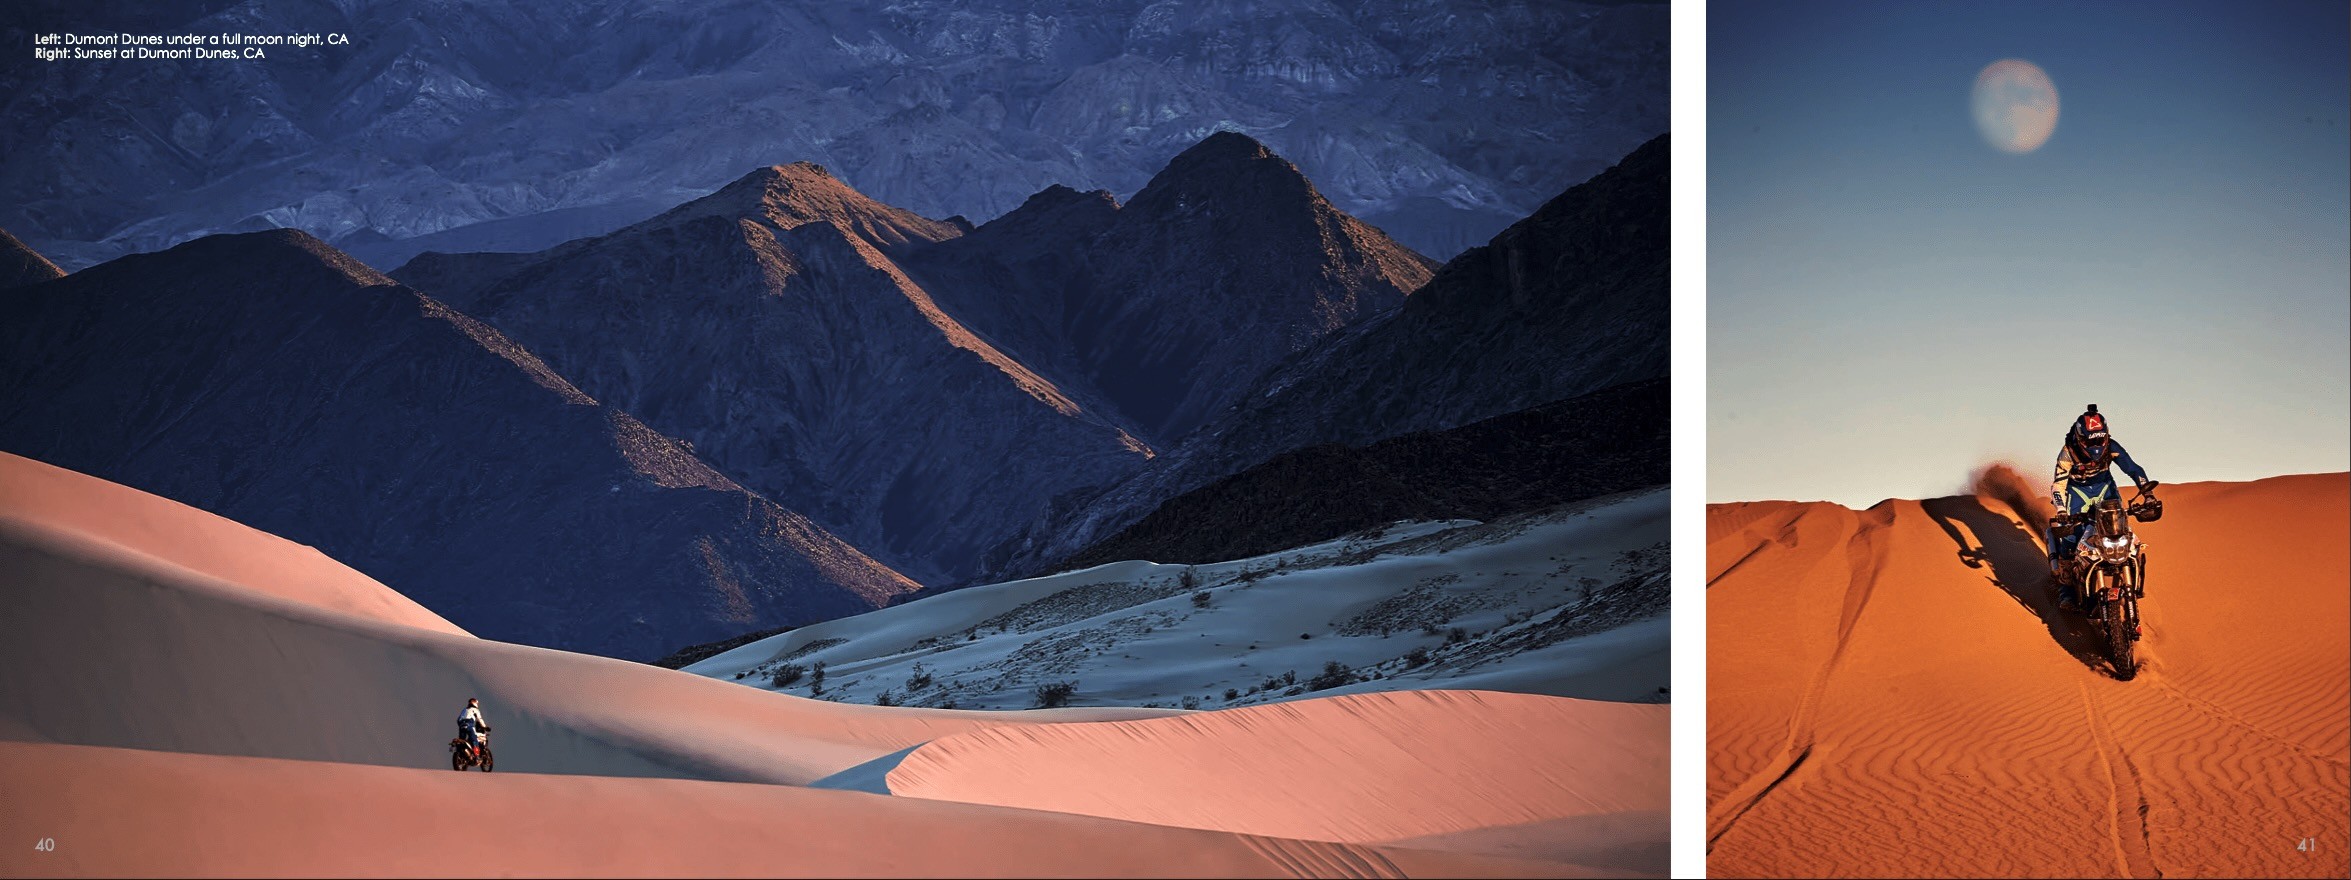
[0,0,1666,270]
[391,132,1430,584]
[0,129,1667,660]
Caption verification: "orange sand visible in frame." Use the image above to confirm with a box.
[0,452,1637,876]
[0,452,466,635]
[888,689,1666,873]
[0,740,1596,879]
[1707,472,2350,878]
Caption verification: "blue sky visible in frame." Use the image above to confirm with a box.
[1709,0,2350,503]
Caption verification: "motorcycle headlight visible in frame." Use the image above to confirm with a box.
[2098,535,2134,562]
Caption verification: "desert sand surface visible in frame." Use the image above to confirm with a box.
[0,452,1648,877]
[687,488,1670,710]
[1707,470,2350,878]
[887,689,1667,872]
[0,740,1589,879]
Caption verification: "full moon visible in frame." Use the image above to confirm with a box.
[1971,59,2059,154]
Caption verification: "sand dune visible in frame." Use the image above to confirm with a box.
[1707,472,2350,878]
[0,452,465,635]
[1,453,1634,876]
[887,689,1667,873]
[688,489,1670,711]
[0,452,1172,784]
[0,740,1584,879]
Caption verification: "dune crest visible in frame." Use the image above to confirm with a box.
[0,452,465,635]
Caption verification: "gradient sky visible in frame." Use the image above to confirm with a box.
[1709,0,2350,504]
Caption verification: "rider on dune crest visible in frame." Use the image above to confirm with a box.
[458,697,491,750]
[2047,404,2156,608]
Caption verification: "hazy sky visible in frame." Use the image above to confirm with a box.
[1709,0,2350,504]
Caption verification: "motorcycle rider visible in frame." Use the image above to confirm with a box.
[2047,404,2156,608]
[457,697,491,757]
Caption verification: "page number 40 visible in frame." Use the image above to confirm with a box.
[32,838,55,852]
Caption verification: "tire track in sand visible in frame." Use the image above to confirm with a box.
[2081,680,2161,879]
[1706,506,1892,849]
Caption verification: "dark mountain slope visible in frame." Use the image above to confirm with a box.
[0,229,916,660]
[393,163,1153,585]
[906,132,1436,444]
[984,133,1670,582]
[1052,378,1667,572]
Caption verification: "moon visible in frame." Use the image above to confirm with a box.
[1972,59,2059,154]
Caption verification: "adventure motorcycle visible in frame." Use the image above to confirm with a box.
[2050,483,2163,680]
[449,726,494,771]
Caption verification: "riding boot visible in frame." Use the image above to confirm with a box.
[2049,557,2075,610]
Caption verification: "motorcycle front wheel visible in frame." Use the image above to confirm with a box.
[2099,570,2137,680]
[479,747,494,772]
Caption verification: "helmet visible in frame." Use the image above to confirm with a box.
[2072,404,2109,443]
[468,697,479,706]
[2070,405,2111,459]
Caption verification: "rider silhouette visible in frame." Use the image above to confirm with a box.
[457,697,491,750]
[2047,404,2155,607]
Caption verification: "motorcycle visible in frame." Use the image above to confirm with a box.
[449,725,494,772]
[2050,483,2163,680]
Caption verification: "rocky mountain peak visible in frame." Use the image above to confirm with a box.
[111,228,397,291]
[1177,130,1279,163]
[908,132,1436,448]
[1129,131,1318,217]
[652,162,964,254]
[1009,184,1119,216]
[973,185,1121,242]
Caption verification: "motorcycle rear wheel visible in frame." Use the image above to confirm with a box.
[451,749,467,771]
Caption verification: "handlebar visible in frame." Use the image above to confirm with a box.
[2051,482,2164,528]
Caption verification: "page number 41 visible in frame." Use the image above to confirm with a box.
[2298,837,2316,852]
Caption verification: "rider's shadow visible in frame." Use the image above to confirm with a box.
[1920,496,2114,676]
